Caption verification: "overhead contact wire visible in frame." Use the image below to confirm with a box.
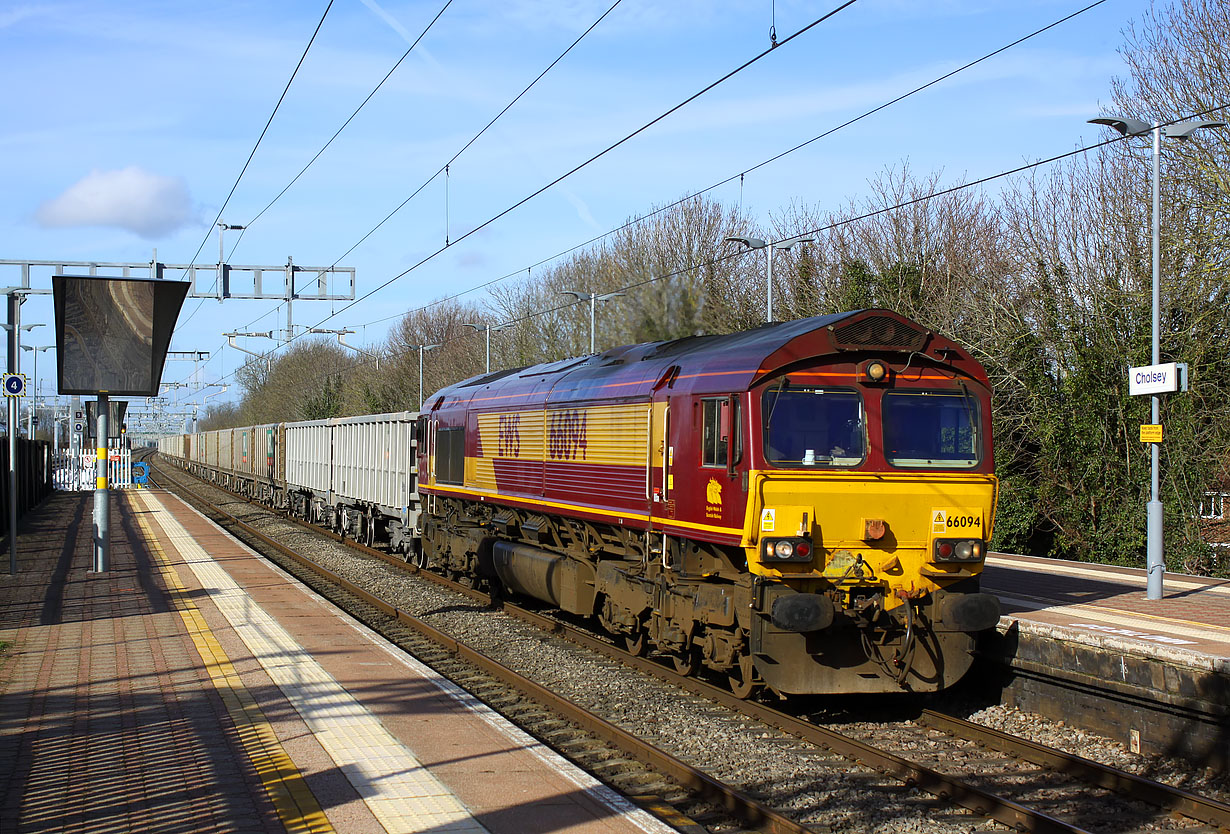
[217,0,626,354]
[226,0,457,260]
[289,0,863,347]
[351,0,1113,330]
[176,0,337,332]
[192,103,1230,394]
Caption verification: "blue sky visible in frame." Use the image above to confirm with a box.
[1,0,1151,416]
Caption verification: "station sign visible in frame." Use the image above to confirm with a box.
[2,373,26,397]
[1140,424,1163,443]
[1128,362,1179,396]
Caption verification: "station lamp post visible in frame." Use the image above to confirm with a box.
[417,344,438,410]
[724,235,815,323]
[21,344,53,438]
[1089,114,1225,600]
[559,290,624,354]
[462,322,509,374]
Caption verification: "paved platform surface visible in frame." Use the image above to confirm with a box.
[983,551,1230,666]
[0,489,675,834]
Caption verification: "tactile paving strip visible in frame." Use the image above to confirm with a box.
[134,490,487,834]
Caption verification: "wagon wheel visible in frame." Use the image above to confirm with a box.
[364,511,375,547]
[727,652,760,700]
[671,647,700,677]
[623,626,649,657]
[410,545,429,570]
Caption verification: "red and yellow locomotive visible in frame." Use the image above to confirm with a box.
[417,309,999,696]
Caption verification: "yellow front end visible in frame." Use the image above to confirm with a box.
[743,470,998,605]
[738,470,999,693]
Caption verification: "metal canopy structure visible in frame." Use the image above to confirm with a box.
[1,257,355,302]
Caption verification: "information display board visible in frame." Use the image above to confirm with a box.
[53,275,188,397]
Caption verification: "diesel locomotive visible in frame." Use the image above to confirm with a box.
[159,309,1000,697]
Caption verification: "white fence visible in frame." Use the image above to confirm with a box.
[1200,492,1228,521]
[54,448,134,491]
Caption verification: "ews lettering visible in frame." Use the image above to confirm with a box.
[548,410,587,460]
[498,414,521,458]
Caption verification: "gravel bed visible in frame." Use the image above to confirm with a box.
[170,473,1227,833]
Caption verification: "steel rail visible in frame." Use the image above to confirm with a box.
[148,462,811,834]
[917,710,1230,830]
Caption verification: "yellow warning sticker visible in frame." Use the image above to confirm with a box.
[760,508,776,532]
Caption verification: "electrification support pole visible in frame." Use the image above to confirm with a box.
[588,293,597,354]
[1147,123,1163,600]
[417,344,438,411]
[765,246,775,324]
[7,292,18,575]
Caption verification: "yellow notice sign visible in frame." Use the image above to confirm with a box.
[1140,424,1163,443]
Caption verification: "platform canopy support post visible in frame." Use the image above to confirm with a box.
[93,392,108,572]
[8,291,18,575]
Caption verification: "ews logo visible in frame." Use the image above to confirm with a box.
[498,414,521,458]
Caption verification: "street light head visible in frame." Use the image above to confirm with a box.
[559,290,588,301]
[724,236,767,249]
[773,236,815,251]
[421,343,439,353]
[1163,120,1226,140]
[1089,115,1152,137]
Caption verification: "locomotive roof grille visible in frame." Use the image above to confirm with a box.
[830,315,929,352]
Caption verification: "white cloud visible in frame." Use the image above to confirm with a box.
[36,167,196,239]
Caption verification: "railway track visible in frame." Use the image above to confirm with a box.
[145,451,1230,834]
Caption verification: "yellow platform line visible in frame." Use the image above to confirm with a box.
[129,492,336,834]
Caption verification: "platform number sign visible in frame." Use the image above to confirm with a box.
[2,373,26,397]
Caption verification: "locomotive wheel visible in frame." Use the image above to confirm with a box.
[727,653,759,699]
[671,648,700,676]
[624,628,648,657]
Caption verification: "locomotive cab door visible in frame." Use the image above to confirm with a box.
[648,364,679,527]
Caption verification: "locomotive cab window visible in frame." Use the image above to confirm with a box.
[882,390,979,468]
[761,384,864,467]
[701,397,742,468]
[435,426,466,484]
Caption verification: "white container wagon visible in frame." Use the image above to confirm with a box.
[285,418,333,522]
[284,412,422,554]
[329,411,420,551]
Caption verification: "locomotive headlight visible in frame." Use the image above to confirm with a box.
[955,541,973,560]
[775,540,795,558]
[865,360,888,382]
